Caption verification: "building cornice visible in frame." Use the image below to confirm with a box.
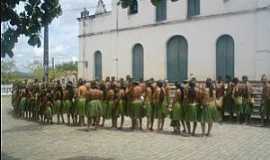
[78,6,270,38]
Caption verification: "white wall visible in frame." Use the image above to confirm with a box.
[78,0,270,81]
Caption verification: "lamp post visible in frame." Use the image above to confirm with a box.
[43,24,49,82]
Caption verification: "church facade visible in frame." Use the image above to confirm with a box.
[78,0,270,82]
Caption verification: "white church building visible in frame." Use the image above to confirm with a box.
[78,0,270,82]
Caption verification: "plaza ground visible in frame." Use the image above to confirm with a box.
[1,96,270,160]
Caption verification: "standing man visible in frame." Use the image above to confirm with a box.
[145,80,154,130]
[76,79,87,126]
[131,81,144,130]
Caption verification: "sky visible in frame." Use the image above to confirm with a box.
[7,0,112,72]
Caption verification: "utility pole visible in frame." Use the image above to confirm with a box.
[43,25,49,82]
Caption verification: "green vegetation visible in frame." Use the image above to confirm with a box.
[1,60,77,84]
[1,0,62,58]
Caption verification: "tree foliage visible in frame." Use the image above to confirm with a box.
[1,0,62,58]
[29,61,77,81]
[1,59,31,84]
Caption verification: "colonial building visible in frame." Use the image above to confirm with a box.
[78,0,270,82]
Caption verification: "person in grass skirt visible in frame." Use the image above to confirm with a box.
[113,83,126,129]
[63,81,75,126]
[130,81,144,130]
[215,76,225,120]
[53,80,64,124]
[262,75,270,125]
[102,84,115,128]
[200,79,221,136]
[185,79,200,136]
[76,79,87,126]
[241,76,254,124]
[144,80,154,130]
[223,76,234,121]
[44,92,53,124]
[232,78,243,123]
[170,82,184,134]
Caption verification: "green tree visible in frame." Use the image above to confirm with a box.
[1,0,62,58]
[28,61,78,81]
[1,59,16,83]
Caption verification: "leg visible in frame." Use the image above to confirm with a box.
[192,122,197,136]
[201,122,205,136]
[61,113,65,124]
[139,118,142,130]
[120,114,124,129]
[186,121,191,134]
[206,122,213,136]
[181,120,186,133]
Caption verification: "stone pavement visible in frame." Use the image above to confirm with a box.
[1,96,270,160]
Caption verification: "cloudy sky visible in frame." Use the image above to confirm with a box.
[10,0,112,72]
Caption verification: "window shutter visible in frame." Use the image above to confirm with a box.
[156,0,167,21]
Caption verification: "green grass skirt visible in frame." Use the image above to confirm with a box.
[144,100,152,118]
[130,100,144,119]
[86,100,103,118]
[224,95,234,113]
[199,104,221,123]
[19,97,27,111]
[44,106,52,118]
[152,102,160,119]
[103,100,113,119]
[185,103,199,122]
[170,102,184,121]
[76,98,86,116]
[242,98,253,115]
[263,99,270,115]
[53,100,62,114]
[159,99,169,118]
[113,100,125,117]
[234,97,243,114]
[62,100,72,113]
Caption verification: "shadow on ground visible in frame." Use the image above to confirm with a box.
[3,123,43,133]
[1,152,21,160]
[58,156,114,160]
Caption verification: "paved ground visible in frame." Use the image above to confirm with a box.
[1,96,270,160]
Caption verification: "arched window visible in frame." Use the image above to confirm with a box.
[94,51,102,80]
[132,44,144,81]
[216,35,234,80]
[167,35,188,82]
[156,0,167,21]
[129,0,138,14]
[188,0,200,17]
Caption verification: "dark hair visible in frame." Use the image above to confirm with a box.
[232,77,239,84]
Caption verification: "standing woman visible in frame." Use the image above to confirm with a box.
[241,76,253,124]
[185,80,199,136]
[232,78,243,123]
[215,76,225,121]
[224,76,234,121]
[200,79,220,136]
[170,82,184,134]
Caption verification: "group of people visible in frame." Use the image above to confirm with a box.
[11,75,270,137]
